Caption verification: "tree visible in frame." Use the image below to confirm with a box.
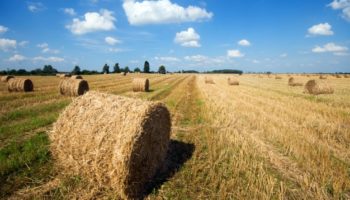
[134,67,141,72]
[158,65,166,74]
[42,65,58,74]
[143,61,150,73]
[124,66,130,73]
[72,65,81,75]
[113,63,120,73]
[102,64,110,74]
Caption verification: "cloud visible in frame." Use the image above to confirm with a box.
[37,43,59,54]
[184,55,226,67]
[66,9,116,35]
[9,54,26,62]
[334,52,350,56]
[27,2,45,12]
[63,8,76,16]
[328,0,350,9]
[122,0,213,25]
[33,56,64,62]
[312,43,348,54]
[328,0,350,21]
[19,41,29,46]
[280,53,288,58]
[174,27,201,48]
[154,56,180,62]
[0,25,8,34]
[227,49,244,58]
[238,39,251,46]
[184,55,207,62]
[0,38,16,51]
[105,36,121,45]
[307,23,334,36]
[108,48,123,52]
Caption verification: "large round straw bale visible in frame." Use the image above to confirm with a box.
[204,77,215,84]
[71,75,83,79]
[132,78,149,92]
[288,77,303,86]
[7,78,34,92]
[304,79,334,95]
[59,79,89,96]
[227,77,239,85]
[1,75,14,82]
[50,91,171,199]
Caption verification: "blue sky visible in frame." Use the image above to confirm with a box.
[0,0,350,73]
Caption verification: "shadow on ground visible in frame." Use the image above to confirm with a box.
[144,139,195,196]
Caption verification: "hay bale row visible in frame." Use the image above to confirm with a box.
[1,75,14,82]
[288,77,303,87]
[132,78,149,92]
[304,80,334,95]
[59,79,89,96]
[50,91,171,199]
[227,77,239,85]
[7,78,34,92]
[205,77,215,84]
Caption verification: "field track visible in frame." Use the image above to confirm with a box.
[0,74,349,199]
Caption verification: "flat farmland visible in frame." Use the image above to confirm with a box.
[0,74,349,199]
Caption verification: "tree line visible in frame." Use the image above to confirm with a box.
[0,61,168,76]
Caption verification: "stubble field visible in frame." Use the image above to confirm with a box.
[0,73,349,199]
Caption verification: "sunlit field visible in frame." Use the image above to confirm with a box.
[0,73,349,199]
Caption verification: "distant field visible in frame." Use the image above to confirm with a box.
[0,74,349,199]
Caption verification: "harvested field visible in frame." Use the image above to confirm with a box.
[1,73,350,199]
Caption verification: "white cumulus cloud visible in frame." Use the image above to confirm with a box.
[105,36,121,45]
[37,43,59,54]
[227,49,244,58]
[27,2,45,12]
[64,8,76,16]
[312,43,348,54]
[122,0,213,25]
[0,25,8,34]
[328,0,350,21]
[155,56,180,62]
[238,39,251,46]
[174,27,201,48]
[9,54,26,62]
[33,56,64,62]
[0,38,16,51]
[66,9,116,35]
[308,23,334,36]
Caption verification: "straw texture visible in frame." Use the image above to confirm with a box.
[50,91,171,199]
[59,79,89,96]
[7,78,34,92]
[132,78,149,92]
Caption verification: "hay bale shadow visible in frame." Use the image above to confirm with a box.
[144,139,195,196]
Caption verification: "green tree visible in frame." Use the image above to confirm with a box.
[134,67,141,72]
[113,63,120,73]
[42,65,58,74]
[72,65,81,75]
[143,61,150,73]
[124,66,130,73]
[158,65,166,74]
[102,64,110,74]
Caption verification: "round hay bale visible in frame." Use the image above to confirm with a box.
[50,91,171,199]
[59,74,71,79]
[335,74,342,78]
[59,79,89,96]
[227,77,239,85]
[319,75,327,79]
[132,78,149,92]
[7,78,34,92]
[275,76,282,79]
[71,75,83,79]
[288,77,303,86]
[1,75,14,82]
[344,74,349,78]
[204,77,214,84]
[304,79,334,95]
